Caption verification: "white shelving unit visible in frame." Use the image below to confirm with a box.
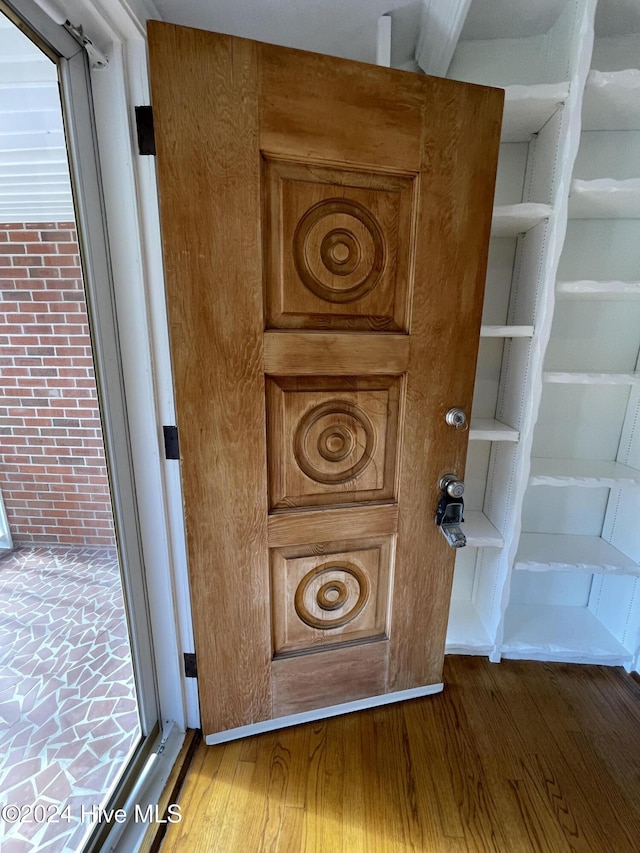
[501,1,640,669]
[480,325,534,338]
[388,0,640,671]
[447,0,599,662]
[557,279,640,298]
[461,511,504,548]
[501,602,633,665]
[515,533,639,575]
[569,178,640,217]
[447,598,493,655]
[501,83,570,142]
[543,370,640,384]
[582,68,640,129]
[529,458,640,487]
[469,419,519,442]
[491,203,554,237]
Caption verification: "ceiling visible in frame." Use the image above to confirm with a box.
[152,0,640,60]
[150,0,589,62]
[152,0,415,64]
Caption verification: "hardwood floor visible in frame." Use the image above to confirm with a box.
[160,657,640,851]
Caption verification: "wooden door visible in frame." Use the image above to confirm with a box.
[148,22,502,740]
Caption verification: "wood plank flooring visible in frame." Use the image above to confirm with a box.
[160,657,640,852]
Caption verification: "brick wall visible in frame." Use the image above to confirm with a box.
[0,222,116,547]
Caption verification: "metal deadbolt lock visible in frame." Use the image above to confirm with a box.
[439,474,465,498]
[445,407,468,430]
[435,474,466,548]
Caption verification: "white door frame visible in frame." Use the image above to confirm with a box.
[0,486,12,551]
[3,0,199,731]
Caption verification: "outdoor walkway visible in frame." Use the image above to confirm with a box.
[0,546,140,852]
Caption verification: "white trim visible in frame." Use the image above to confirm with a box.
[44,0,159,39]
[57,44,163,734]
[32,0,66,25]
[376,15,391,67]
[415,0,472,77]
[0,486,12,551]
[205,683,445,745]
[87,40,189,732]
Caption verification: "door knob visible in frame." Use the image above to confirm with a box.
[435,474,466,548]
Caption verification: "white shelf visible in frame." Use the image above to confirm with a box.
[446,599,493,654]
[557,280,640,299]
[435,11,640,667]
[461,511,503,548]
[582,69,640,131]
[529,457,640,488]
[569,179,640,218]
[501,82,569,142]
[491,203,553,237]
[515,533,639,576]
[480,325,534,338]
[543,370,640,385]
[502,603,633,665]
[469,418,519,442]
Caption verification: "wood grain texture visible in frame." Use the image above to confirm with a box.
[147,22,271,733]
[271,641,389,717]
[263,157,415,331]
[258,42,427,172]
[268,503,398,547]
[266,375,401,508]
[160,658,640,853]
[389,78,503,690]
[263,332,410,376]
[270,537,392,655]
[150,20,502,737]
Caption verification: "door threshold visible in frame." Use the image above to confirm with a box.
[136,728,201,853]
[205,682,444,745]
[97,724,188,853]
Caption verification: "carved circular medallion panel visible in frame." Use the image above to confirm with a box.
[316,581,348,611]
[293,199,386,303]
[294,400,376,485]
[294,562,369,630]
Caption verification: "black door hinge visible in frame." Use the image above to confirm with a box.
[184,652,197,679]
[163,425,180,460]
[135,105,156,155]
